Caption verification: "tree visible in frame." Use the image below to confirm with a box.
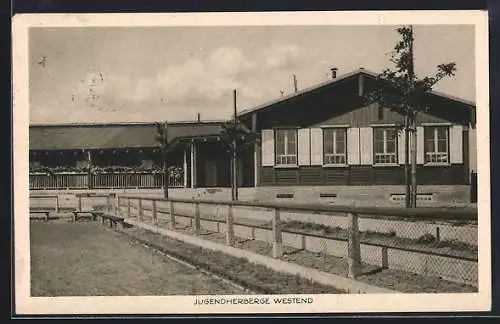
[155,121,169,198]
[364,25,457,207]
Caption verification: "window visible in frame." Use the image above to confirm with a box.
[373,127,398,164]
[323,128,347,165]
[424,126,449,164]
[275,129,297,166]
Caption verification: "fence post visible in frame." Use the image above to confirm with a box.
[77,196,82,212]
[116,195,121,216]
[127,199,131,219]
[138,198,143,222]
[301,235,307,250]
[381,246,389,269]
[436,227,441,242]
[194,202,201,235]
[106,195,111,212]
[152,200,157,226]
[112,194,117,215]
[55,195,59,213]
[272,207,282,258]
[169,200,176,230]
[347,212,361,279]
[225,205,235,246]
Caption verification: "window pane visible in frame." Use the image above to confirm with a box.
[375,141,384,153]
[424,127,434,141]
[275,130,285,155]
[387,140,396,153]
[335,130,346,153]
[386,129,397,141]
[323,130,334,154]
[374,128,383,141]
[336,140,345,154]
[425,140,434,153]
[437,127,447,140]
[287,130,297,154]
[437,139,447,153]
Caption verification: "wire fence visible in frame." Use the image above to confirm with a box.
[114,195,478,289]
[28,193,478,291]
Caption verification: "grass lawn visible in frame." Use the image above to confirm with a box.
[30,221,245,296]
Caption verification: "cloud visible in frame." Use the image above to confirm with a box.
[265,45,301,70]
[207,46,257,77]
[100,46,260,107]
[58,45,287,122]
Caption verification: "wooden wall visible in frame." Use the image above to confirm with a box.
[260,164,468,186]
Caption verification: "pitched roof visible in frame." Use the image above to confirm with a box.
[29,121,225,150]
[237,68,476,118]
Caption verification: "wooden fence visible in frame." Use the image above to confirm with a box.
[29,172,184,190]
[116,195,478,287]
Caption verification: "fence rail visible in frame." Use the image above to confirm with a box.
[29,172,183,190]
[115,195,478,289]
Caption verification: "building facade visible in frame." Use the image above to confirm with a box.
[29,69,477,204]
[238,69,476,204]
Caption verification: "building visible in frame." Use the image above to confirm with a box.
[29,68,477,205]
[29,120,245,189]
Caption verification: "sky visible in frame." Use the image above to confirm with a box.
[28,25,475,124]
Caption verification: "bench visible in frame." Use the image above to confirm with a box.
[30,206,76,221]
[29,210,52,221]
[72,210,104,222]
[97,212,127,229]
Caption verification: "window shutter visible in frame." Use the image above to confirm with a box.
[347,128,360,165]
[398,130,406,165]
[261,129,274,166]
[416,126,424,165]
[310,128,323,165]
[298,128,311,165]
[359,127,373,165]
[450,125,463,164]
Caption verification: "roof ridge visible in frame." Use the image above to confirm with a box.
[237,67,475,117]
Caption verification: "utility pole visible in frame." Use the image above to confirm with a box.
[408,25,417,208]
[155,121,169,198]
[293,74,298,93]
[232,89,238,201]
[404,114,411,208]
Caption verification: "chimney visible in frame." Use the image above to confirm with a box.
[330,67,338,79]
[293,74,298,93]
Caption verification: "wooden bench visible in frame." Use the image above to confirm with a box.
[97,212,127,229]
[72,210,104,222]
[29,210,52,222]
[30,206,76,221]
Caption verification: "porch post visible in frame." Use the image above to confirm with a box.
[252,114,260,187]
[86,150,93,189]
[183,146,188,188]
[190,142,197,188]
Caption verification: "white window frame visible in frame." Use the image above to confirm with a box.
[424,126,450,165]
[322,127,347,166]
[373,127,398,165]
[274,128,298,167]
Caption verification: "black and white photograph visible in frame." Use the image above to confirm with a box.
[13,11,490,315]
